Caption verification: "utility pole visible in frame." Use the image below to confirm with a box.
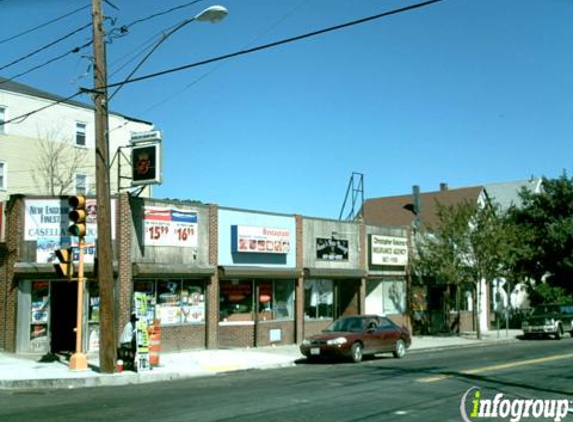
[92,0,117,373]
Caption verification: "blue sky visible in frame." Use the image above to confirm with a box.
[1,0,572,218]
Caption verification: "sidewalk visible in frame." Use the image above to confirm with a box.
[0,329,522,390]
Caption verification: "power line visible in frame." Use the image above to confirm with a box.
[0,92,85,126]
[1,0,449,128]
[0,4,90,45]
[0,23,92,72]
[0,41,93,85]
[106,0,448,89]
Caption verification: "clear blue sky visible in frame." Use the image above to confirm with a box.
[2,0,572,218]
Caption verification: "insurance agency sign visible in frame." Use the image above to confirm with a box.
[370,235,408,266]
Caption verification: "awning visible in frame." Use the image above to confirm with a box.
[218,266,301,279]
[132,263,216,278]
[304,268,366,279]
[12,262,109,278]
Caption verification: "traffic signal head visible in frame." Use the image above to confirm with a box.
[68,195,87,237]
[54,248,74,278]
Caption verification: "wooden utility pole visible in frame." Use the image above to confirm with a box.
[92,0,117,373]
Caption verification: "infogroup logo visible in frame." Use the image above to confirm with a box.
[460,387,571,422]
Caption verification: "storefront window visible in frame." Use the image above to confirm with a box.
[304,279,333,320]
[30,281,49,352]
[220,280,253,322]
[366,279,406,315]
[134,279,206,325]
[220,279,295,322]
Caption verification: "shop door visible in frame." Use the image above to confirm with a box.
[50,282,77,354]
[337,279,360,318]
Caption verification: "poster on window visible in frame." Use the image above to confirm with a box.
[316,238,349,261]
[143,206,198,247]
[370,235,408,266]
[232,225,290,254]
[36,236,96,264]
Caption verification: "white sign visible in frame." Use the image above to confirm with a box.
[233,225,291,254]
[371,235,408,266]
[130,130,162,143]
[143,206,198,247]
[25,199,116,263]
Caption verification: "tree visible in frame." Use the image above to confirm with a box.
[31,129,89,195]
[415,199,515,339]
[507,173,573,293]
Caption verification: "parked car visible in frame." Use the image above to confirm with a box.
[522,304,573,340]
[300,315,411,363]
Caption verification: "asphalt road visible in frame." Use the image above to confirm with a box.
[1,338,572,422]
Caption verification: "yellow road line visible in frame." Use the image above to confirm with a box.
[417,353,573,383]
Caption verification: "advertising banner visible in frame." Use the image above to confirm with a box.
[24,198,115,263]
[370,235,408,266]
[232,225,290,254]
[143,206,198,247]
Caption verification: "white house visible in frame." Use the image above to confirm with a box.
[0,76,154,201]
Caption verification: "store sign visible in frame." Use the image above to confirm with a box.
[232,225,291,254]
[370,235,408,266]
[24,198,115,263]
[143,206,198,247]
[131,142,162,186]
[316,238,349,261]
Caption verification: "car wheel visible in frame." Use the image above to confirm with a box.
[555,325,563,340]
[350,342,363,363]
[393,339,406,359]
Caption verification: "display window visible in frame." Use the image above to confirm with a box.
[220,279,295,322]
[30,281,49,351]
[304,279,334,320]
[365,279,406,315]
[134,279,206,325]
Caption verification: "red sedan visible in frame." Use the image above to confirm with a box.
[300,315,411,363]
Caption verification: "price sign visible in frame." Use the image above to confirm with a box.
[143,206,198,247]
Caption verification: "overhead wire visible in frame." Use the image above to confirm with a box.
[1,0,449,128]
[0,4,90,45]
[0,22,92,72]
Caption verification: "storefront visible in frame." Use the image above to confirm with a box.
[365,227,409,328]
[302,218,365,337]
[217,208,298,348]
[129,199,214,352]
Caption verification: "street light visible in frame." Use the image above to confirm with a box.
[90,1,228,373]
[109,5,229,100]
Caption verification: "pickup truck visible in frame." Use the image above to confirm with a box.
[522,304,573,340]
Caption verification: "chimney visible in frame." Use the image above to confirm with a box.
[439,183,448,192]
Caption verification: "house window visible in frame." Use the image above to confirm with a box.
[0,107,6,134]
[75,122,86,146]
[75,173,87,195]
[0,162,6,190]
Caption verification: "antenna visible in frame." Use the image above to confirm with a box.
[339,172,364,221]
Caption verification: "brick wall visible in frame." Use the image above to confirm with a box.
[304,319,331,338]
[1,195,23,352]
[117,193,132,337]
[218,324,255,348]
[206,204,219,349]
[160,325,206,352]
[256,320,295,346]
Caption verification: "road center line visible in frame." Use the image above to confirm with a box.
[417,352,573,383]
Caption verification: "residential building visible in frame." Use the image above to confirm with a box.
[0,77,154,201]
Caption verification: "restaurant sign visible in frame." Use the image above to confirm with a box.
[370,235,408,266]
[232,225,291,254]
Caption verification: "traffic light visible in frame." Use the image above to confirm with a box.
[54,248,74,278]
[68,195,87,237]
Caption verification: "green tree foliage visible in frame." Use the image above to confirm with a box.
[507,173,573,293]
[528,284,572,307]
[415,199,515,338]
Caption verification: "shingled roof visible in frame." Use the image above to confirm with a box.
[362,186,484,229]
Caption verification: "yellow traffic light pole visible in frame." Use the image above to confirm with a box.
[69,236,88,371]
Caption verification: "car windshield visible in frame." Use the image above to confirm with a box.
[532,305,560,315]
[325,317,365,333]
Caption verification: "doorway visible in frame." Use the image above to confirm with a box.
[50,282,77,354]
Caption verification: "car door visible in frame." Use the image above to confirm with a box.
[362,318,384,354]
[378,317,400,352]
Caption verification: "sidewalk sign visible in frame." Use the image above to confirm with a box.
[133,292,151,372]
